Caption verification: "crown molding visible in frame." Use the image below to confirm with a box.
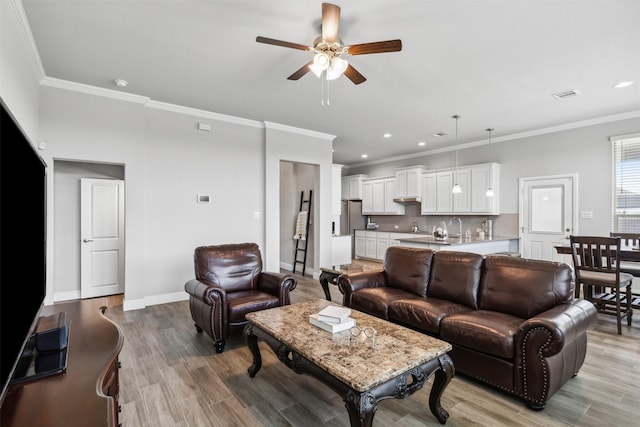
[146,100,262,128]
[41,77,150,104]
[6,0,45,82]
[264,121,336,141]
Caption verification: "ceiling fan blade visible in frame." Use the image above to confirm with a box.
[347,39,402,56]
[287,61,314,80]
[256,36,310,51]
[321,3,341,43]
[343,64,366,85]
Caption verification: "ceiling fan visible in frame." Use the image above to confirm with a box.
[256,3,402,85]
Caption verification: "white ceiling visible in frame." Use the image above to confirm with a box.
[20,0,640,166]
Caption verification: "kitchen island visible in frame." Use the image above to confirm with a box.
[355,230,520,260]
[397,234,520,255]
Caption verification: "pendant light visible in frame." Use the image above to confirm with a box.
[452,115,462,194]
[485,127,495,197]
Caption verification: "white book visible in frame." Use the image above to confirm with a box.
[309,314,356,333]
[317,305,352,324]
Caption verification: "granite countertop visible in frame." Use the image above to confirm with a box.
[396,235,519,246]
[246,299,451,392]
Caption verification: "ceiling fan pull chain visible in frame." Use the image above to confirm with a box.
[327,77,330,106]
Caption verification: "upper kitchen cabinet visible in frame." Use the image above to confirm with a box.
[332,164,343,215]
[421,163,500,215]
[341,174,368,200]
[470,163,501,214]
[362,176,405,215]
[395,166,427,199]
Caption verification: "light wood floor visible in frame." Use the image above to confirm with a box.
[104,263,640,427]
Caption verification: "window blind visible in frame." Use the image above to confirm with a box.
[612,133,640,232]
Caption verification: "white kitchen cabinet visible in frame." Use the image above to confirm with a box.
[375,232,390,259]
[436,171,454,213]
[362,176,405,215]
[453,168,471,213]
[341,174,368,200]
[332,164,343,216]
[365,231,377,259]
[470,163,501,214]
[354,230,366,258]
[420,173,437,214]
[421,163,501,215]
[395,166,427,198]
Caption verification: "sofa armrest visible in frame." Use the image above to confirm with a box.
[185,278,227,305]
[258,272,297,304]
[515,299,597,408]
[338,270,386,307]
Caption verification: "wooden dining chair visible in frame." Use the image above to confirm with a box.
[570,235,633,334]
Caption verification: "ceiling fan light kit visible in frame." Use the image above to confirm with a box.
[256,3,401,89]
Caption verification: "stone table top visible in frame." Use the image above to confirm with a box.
[246,299,452,392]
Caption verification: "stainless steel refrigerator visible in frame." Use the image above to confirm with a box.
[340,200,365,258]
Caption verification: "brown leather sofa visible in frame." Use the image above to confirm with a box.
[338,246,597,410]
[184,243,297,353]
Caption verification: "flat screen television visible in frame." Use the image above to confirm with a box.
[0,98,48,405]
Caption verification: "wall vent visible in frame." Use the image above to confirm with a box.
[552,89,581,100]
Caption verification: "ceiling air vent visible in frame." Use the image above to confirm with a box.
[432,131,449,137]
[552,89,581,100]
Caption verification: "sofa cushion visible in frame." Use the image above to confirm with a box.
[388,297,473,334]
[440,310,524,359]
[350,287,415,319]
[383,246,434,298]
[478,256,573,319]
[427,251,484,309]
[227,290,280,323]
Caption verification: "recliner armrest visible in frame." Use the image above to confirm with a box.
[338,270,386,307]
[258,272,297,303]
[184,278,227,305]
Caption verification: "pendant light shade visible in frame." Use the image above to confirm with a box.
[452,115,462,194]
[485,127,494,197]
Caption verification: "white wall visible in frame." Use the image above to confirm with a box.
[264,122,335,276]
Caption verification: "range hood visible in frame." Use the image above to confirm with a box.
[392,196,422,205]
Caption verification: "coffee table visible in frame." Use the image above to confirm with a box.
[244,299,454,426]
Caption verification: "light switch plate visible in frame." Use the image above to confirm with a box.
[579,210,593,219]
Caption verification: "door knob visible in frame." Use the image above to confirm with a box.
[82,239,94,243]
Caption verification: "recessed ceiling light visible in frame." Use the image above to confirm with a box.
[383,133,392,138]
[418,141,426,146]
[613,81,634,89]
[361,154,368,158]
[113,78,128,88]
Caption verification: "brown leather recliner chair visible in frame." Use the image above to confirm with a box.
[184,243,297,353]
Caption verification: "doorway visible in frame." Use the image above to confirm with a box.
[53,161,125,301]
[519,174,577,261]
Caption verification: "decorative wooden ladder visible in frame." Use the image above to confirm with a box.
[293,190,312,276]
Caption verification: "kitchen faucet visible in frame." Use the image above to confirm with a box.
[449,217,462,238]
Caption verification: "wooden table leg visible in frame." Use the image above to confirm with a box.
[429,354,454,424]
[319,270,333,301]
[244,324,262,377]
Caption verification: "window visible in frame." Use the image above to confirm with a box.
[612,133,640,232]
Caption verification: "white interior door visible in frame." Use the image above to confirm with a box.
[80,178,125,298]
[520,175,576,261]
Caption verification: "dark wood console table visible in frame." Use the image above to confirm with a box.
[1,298,124,427]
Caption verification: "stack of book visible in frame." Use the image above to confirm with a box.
[309,305,355,333]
